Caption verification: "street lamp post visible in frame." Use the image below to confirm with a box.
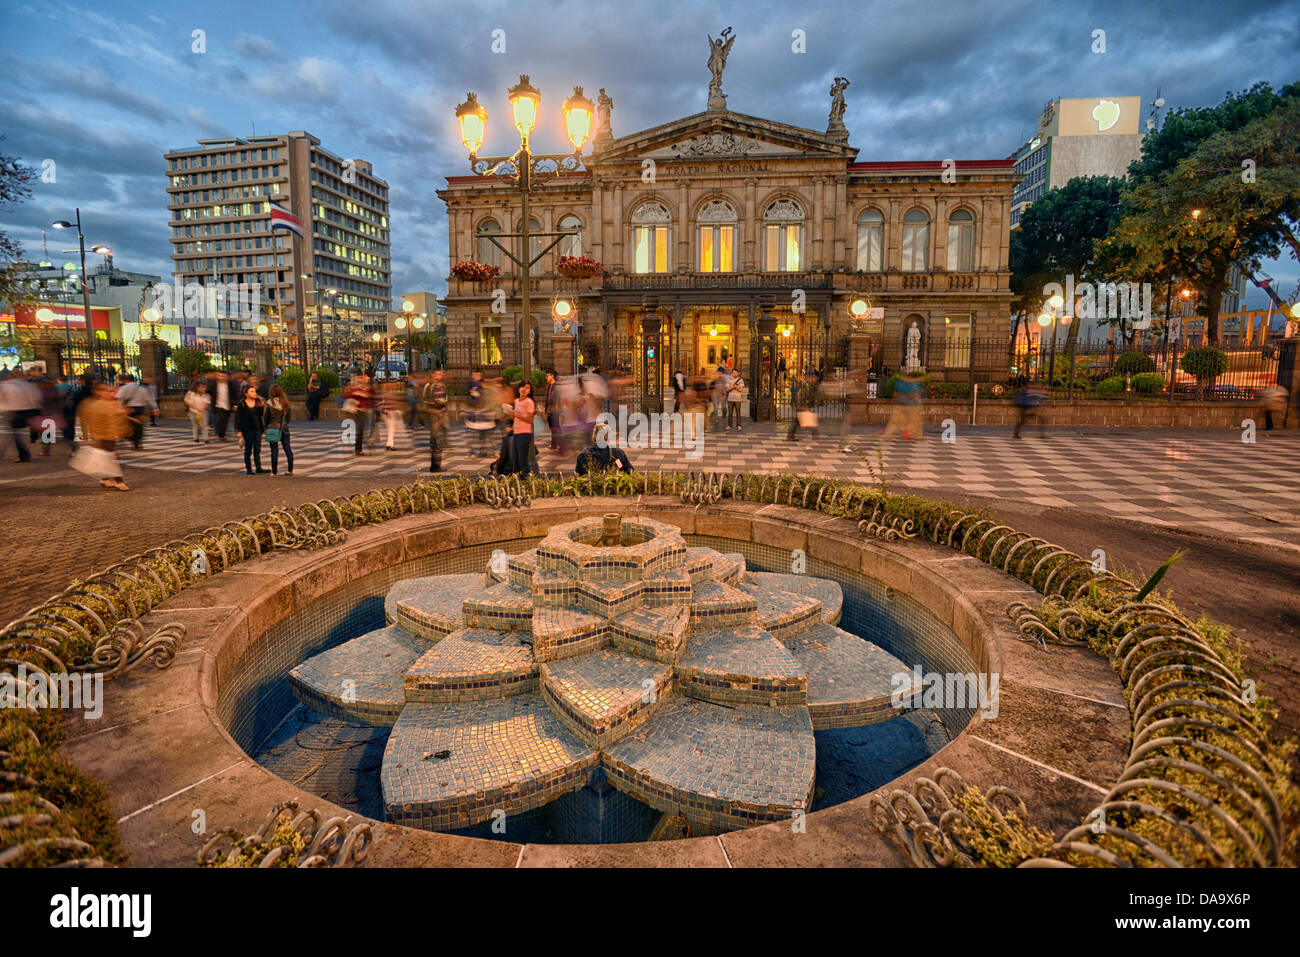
[51,210,95,371]
[397,299,426,375]
[455,80,593,383]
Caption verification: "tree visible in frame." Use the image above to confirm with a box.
[1109,83,1300,342]
[1010,176,1126,346]
[0,147,37,309]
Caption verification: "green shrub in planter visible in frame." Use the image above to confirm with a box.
[1114,350,1156,376]
[278,365,306,394]
[1094,375,1125,394]
[171,346,213,382]
[1130,372,1165,394]
[1180,346,1228,383]
[501,365,523,385]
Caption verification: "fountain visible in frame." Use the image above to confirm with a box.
[288,514,923,837]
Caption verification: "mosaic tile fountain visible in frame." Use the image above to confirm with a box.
[290,514,921,835]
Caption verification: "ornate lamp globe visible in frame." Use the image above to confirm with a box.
[394,315,408,331]
[412,315,426,330]
[562,86,594,151]
[455,93,488,156]
[1037,314,1051,327]
[849,298,868,318]
[508,75,541,138]
[1048,294,1064,309]
[553,298,573,319]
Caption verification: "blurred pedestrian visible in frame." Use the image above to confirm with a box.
[883,370,925,440]
[72,380,131,490]
[378,379,404,451]
[342,373,374,456]
[577,422,633,475]
[115,375,155,451]
[788,370,820,441]
[423,370,448,472]
[264,384,294,475]
[212,371,232,440]
[185,380,211,443]
[1012,382,1045,439]
[0,370,39,462]
[544,370,559,450]
[1261,384,1288,433]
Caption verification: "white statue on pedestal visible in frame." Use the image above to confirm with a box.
[904,321,922,372]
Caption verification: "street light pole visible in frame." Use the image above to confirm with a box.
[52,209,95,371]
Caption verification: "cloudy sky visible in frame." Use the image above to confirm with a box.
[3,0,1298,308]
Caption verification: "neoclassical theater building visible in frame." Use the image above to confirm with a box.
[438,44,1018,394]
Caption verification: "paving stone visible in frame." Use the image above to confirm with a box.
[784,623,920,730]
[404,628,538,703]
[676,626,808,706]
[603,696,816,830]
[382,695,597,830]
[539,648,671,748]
[289,624,428,726]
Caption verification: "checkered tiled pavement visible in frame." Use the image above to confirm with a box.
[102,419,1300,551]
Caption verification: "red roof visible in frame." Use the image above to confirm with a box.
[849,160,1015,171]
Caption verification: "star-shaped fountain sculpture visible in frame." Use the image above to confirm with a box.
[291,515,918,833]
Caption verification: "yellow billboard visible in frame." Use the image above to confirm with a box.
[1053,97,1142,136]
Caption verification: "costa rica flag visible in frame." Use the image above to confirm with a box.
[269,203,306,238]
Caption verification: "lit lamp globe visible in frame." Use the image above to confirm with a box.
[507,75,540,138]
[35,308,56,324]
[849,298,869,318]
[256,322,269,337]
[371,332,382,342]
[1290,303,1300,320]
[412,314,426,331]
[553,298,573,319]
[1037,314,1052,327]
[782,326,791,337]
[562,87,594,151]
[1048,294,1064,310]
[394,315,408,331]
[455,93,488,156]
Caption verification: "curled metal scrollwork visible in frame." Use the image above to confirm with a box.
[197,800,372,868]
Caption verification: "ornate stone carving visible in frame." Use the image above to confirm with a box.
[697,199,737,222]
[679,132,742,156]
[763,198,804,222]
[630,201,672,224]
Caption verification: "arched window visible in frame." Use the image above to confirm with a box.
[901,209,930,272]
[764,199,803,272]
[697,200,737,273]
[557,215,583,258]
[527,217,542,268]
[631,201,671,274]
[856,208,884,272]
[476,219,502,268]
[947,208,975,271]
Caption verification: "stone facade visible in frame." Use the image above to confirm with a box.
[438,101,1019,387]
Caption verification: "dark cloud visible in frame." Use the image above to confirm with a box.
[3,0,1298,305]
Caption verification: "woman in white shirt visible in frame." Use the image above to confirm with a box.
[184,381,212,443]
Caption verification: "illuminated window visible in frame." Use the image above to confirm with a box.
[763,200,803,272]
[558,215,583,258]
[856,208,884,271]
[696,200,736,273]
[631,202,671,273]
[901,209,930,272]
[946,208,975,271]
[477,220,502,268]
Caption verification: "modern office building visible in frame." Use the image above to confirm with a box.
[1009,96,1145,228]
[164,131,391,347]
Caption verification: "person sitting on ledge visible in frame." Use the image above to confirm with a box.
[576,422,632,475]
